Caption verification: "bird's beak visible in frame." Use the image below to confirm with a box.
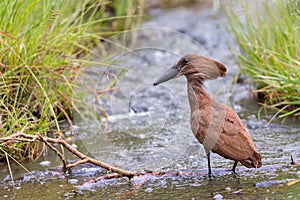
[153,65,180,86]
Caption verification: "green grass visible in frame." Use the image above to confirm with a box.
[0,0,143,161]
[225,0,300,118]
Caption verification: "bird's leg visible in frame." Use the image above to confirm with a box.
[207,152,212,177]
[231,161,238,173]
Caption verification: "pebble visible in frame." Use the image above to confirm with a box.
[64,131,72,137]
[213,193,223,200]
[145,188,153,192]
[39,161,51,167]
[23,174,33,182]
[68,179,79,185]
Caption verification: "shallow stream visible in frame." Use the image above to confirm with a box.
[0,3,299,200]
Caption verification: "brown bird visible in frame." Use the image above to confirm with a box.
[154,54,262,176]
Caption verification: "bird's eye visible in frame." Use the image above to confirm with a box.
[183,58,189,64]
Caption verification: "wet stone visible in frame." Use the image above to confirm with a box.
[39,161,51,167]
[145,187,153,192]
[68,179,79,185]
[214,193,223,200]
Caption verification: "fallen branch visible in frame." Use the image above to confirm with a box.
[39,135,68,171]
[0,131,137,178]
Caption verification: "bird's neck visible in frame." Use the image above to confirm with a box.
[187,78,212,110]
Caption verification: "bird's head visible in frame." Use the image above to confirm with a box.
[154,54,226,86]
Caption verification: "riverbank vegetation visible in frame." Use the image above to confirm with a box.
[0,0,143,161]
[225,0,300,118]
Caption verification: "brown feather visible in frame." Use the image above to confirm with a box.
[183,54,262,169]
[155,54,262,172]
[179,54,226,80]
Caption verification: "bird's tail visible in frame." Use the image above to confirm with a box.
[240,151,262,168]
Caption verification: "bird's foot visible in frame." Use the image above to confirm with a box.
[225,169,237,173]
[208,172,214,179]
[224,168,238,175]
[231,161,238,174]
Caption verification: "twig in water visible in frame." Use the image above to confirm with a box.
[0,131,136,178]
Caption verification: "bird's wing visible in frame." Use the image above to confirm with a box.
[210,103,257,160]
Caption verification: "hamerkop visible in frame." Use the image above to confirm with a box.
[154,54,262,176]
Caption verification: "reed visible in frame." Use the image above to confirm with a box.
[0,0,143,160]
[225,0,300,118]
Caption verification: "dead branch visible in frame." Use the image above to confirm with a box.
[286,178,300,186]
[0,131,136,178]
[39,135,68,171]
